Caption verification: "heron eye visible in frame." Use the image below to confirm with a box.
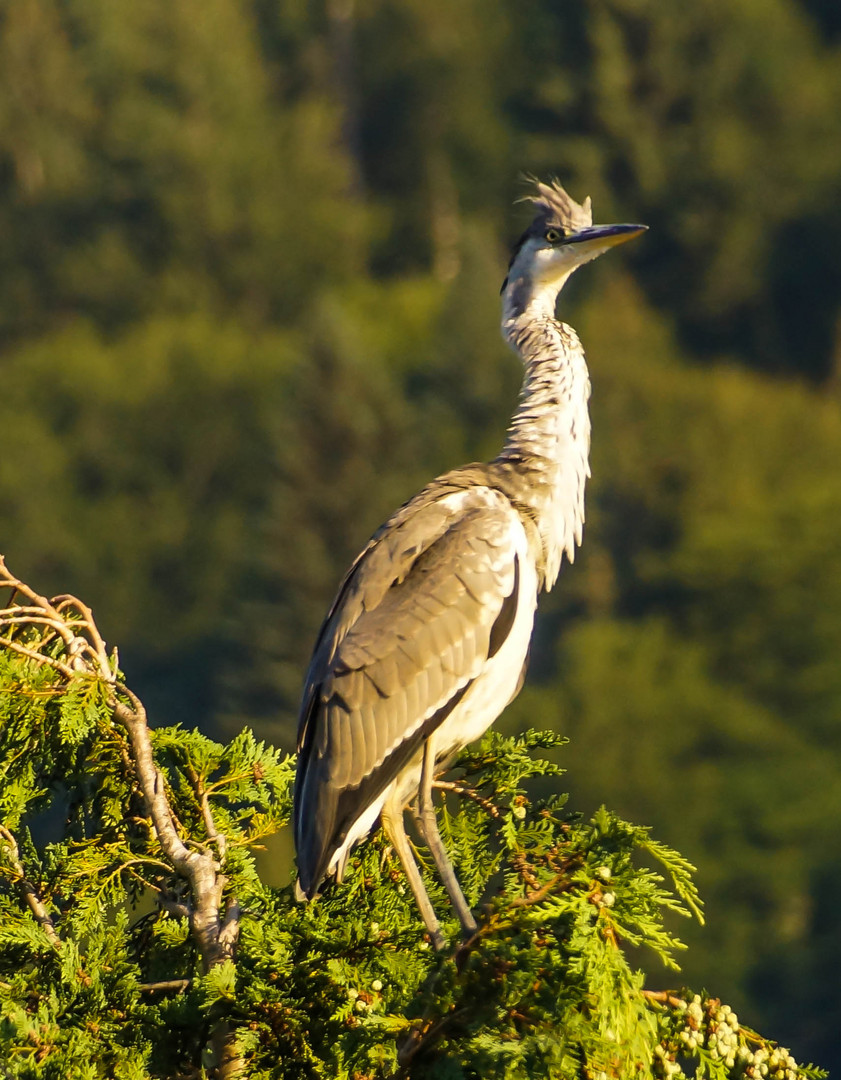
[545,228,566,244]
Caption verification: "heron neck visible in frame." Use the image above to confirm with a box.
[497,303,592,589]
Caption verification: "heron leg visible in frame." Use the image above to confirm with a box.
[416,740,478,939]
[381,793,446,951]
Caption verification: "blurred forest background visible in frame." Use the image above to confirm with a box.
[1,0,840,1070]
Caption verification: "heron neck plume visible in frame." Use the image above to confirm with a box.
[498,296,591,591]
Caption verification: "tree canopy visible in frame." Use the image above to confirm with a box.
[0,561,826,1078]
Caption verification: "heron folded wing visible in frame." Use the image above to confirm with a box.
[293,486,527,893]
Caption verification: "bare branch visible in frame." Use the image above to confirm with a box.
[0,560,110,678]
[397,1008,472,1071]
[1,557,243,1076]
[159,898,192,921]
[509,871,570,908]
[52,594,111,673]
[111,693,244,1074]
[0,635,76,679]
[0,826,62,950]
[433,779,502,819]
[219,899,242,952]
[0,559,55,613]
[0,610,77,654]
[642,989,691,1010]
[510,851,541,892]
[111,701,233,965]
[139,979,191,994]
[189,767,229,865]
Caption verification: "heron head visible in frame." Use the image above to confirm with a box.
[502,178,646,313]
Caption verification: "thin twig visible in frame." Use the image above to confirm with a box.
[188,766,241,960]
[0,561,53,612]
[433,779,501,818]
[509,871,570,908]
[53,595,110,672]
[397,1008,472,1071]
[0,636,76,679]
[189,767,228,865]
[0,610,78,647]
[511,851,541,892]
[139,979,192,994]
[642,989,689,1010]
[0,826,62,950]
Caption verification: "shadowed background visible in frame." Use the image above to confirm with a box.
[1,0,840,1069]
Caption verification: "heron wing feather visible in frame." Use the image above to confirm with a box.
[293,485,525,894]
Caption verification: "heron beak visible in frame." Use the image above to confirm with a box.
[565,223,648,255]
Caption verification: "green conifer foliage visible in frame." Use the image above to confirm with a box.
[0,558,826,1078]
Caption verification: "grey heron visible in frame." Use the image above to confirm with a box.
[293,179,646,948]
